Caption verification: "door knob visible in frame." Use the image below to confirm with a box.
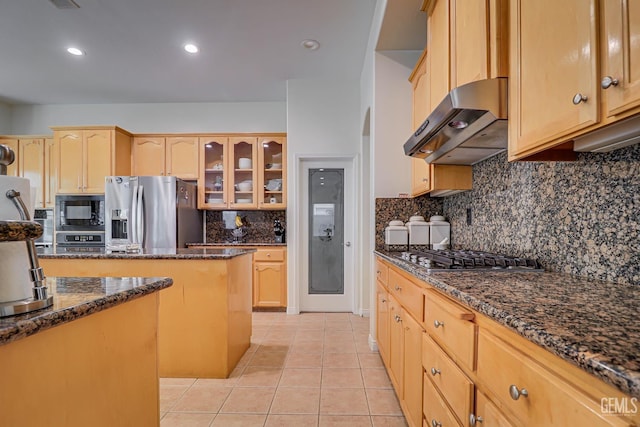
[345,241,351,247]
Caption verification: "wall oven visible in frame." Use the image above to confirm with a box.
[55,194,105,247]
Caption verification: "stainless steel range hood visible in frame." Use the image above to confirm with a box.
[404,77,508,165]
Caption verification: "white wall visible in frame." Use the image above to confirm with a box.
[8,102,286,134]
[0,103,10,134]
[373,50,416,198]
[285,78,361,314]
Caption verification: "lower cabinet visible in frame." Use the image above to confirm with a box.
[253,247,287,308]
[375,256,638,427]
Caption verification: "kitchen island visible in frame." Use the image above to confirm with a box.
[38,247,255,378]
[375,250,640,426]
[0,275,172,427]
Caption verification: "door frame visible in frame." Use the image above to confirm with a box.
[288,154,360,314]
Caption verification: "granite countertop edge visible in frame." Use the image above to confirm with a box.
[37,248,257,259]
[0,277,173,347]
[375,250,640,399]
[186,242,287,247]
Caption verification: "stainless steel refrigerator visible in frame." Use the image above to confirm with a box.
[104,176,202,251]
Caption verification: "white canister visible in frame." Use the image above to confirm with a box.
[0,176,34,303]
[384,220,408,245]
[428,214,450,246]
[405,215,429,245]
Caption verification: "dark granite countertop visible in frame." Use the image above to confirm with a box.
[0,220,42,242]
[375,250,640,399]
[37,247,257,259]
[0,276,172,346]
[186,242,287,247]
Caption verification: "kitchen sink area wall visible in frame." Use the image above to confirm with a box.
[374,196,442,250]
[205,210,286,243]
[441,144,640,286]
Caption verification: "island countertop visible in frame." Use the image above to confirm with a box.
[186,242,287,247]
[37,246,256,259]
[0,276,172,346]
[375,250,640,399]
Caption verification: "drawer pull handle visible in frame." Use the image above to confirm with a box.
[381,298,387,303]
[434,320,444,328]
[394,315,402,323]
[430,367,441,376]
[572,93,588,105]
[509,384,529,400]
[394,285,401,291]
[469,414,484,425]
[267,253,271,257]
[431,419,442,427]
[601,76,619,89]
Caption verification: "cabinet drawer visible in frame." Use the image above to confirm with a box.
[375,257,388,286]
[422,333,474,427]
[474,391,515,427]
[477,329,629,427]
[425,291,476,370]
[388,268,424,321]
[423,371,463,427]
[254,248,285,262]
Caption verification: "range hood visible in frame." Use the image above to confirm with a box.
[404,77,508,165]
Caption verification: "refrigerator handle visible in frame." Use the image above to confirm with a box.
[131,184,138,243]
[137,185,145,247]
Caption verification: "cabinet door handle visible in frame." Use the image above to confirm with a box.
[601,76,619,89]
[394,285,401,291]
[572,93,588,105]
[431,419,442,427]
[434,320,444,328]
[394,315,402,323]
[430,367,441,376]
[469,414,484,425]
[381,298,386,303]
[267,253,271,257]
[509,384,529,400]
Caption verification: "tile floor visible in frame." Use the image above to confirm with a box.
[160,312,408,427]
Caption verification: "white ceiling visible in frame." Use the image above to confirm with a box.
[0,0,376,105]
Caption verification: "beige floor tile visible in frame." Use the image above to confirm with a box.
[325,313,351,320]
[219,387,276,414]
[291,340,324,353]
[324,341,357,354]
[171,385,232,412]
[294,330,325,341]
[371,416,408,427]
[319,415,373,427]
[160,412,216,427]
[322,352,360,368]
[236,366,283,387]
[270,387,321,414]
[324,321,352,331]
[211,413,267,426]
[356,339,376,354]
[296,322,326,331]
[362,368,392,389]
[192,366,244,387]
[249,351,288,367]
[160,378,197,387]
[286,352,323,368]
[235,350,255,368]
[320,388,369,415]
[279,368,322,387]
[365,389,403,416]
[322,368,364,388]
[358,353,384,369]
[324,331,355,341]
[258,343,291,353]
[265,414,319,427]
[299,313,326,322]
[160,385,190,413]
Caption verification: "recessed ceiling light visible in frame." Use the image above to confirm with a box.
[184,43,199,54]
[301,39,320,50]
[66,47,84,56]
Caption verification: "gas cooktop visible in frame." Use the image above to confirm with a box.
[393,249,544,272]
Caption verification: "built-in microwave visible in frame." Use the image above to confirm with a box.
[55,194,105,232]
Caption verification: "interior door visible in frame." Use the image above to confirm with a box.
[299,158,355,312]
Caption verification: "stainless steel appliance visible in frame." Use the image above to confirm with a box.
[394,249,543,273]
[403,77,508,165]
[55,194,105,248]
[104,176,202,251]
[33,208,53,247]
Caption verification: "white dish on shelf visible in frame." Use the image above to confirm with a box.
[238,157,252,169]
[236,198,252,203]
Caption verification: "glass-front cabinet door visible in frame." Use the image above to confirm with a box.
[229,137,258,209]
[258,136,286,209]
[198,136,229,209]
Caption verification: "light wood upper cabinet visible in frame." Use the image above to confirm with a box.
[427,0,451,111]
[257,136,286,209]
[54,127,131,194]
[228,137,258,210]
[132,136,198,179]
[602,0,640,117]
[198,136,229,209]
[509,0,599,159]
[132,137,165,175]
[19,139,45,208]
[166,136,199,179]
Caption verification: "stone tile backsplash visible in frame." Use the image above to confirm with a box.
[204,210,287,243]
[374,197,444,250]
[440,145,640,285]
